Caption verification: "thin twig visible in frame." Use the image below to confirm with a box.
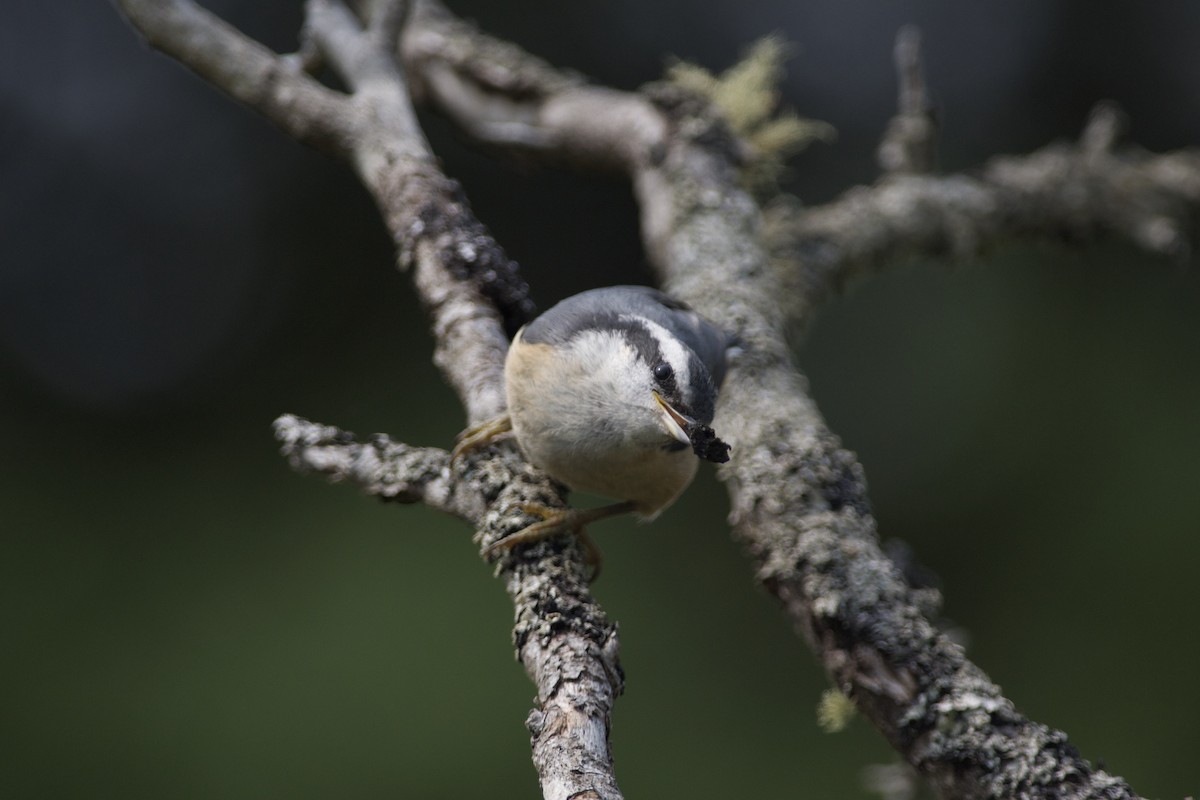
[877,25,938,175]
[273,414,474,515]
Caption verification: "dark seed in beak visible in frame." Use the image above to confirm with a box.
[688,423,731,463]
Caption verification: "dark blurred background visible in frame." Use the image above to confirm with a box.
[3,1,1198,797]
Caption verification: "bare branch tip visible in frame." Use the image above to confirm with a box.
[893,24,927,115]
[372,0,412,40]
[272,412,307,445]
[894,25,923,68]
[876,23,938,175]
[272,413,357,452]
[1082,100,1128,155]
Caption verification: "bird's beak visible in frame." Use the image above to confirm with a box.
[652,390,693,446]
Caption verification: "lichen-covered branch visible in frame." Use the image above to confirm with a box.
[116,2,622,798]
[771,101,1200,323]
[396,4,1177,798]
[273,413,476,515]
[640,92,1142,800]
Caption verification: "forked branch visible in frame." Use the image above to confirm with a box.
[114,1,1200,797]
[117,1,622,797]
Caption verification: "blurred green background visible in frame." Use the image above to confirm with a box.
[3,1,1198,797]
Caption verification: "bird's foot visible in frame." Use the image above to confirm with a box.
[484,501,636,582]
[450,414,513,465]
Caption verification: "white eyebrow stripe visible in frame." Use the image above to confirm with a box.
[633,316,692,394]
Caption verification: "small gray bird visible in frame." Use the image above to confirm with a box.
[456,286,732,557]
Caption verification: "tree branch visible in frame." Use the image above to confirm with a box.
[765,28,1199,322]
[116,2,622,797]
[396,4,1188,797]
[115,0,351,153]
[273,413,480,517]
[770,104,1200,322]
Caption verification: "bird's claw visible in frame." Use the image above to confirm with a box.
[484,502,621,582]
[450,414,513,466]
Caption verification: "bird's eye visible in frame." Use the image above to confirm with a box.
[653,362,673,382]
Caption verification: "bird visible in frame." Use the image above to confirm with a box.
[454,285,733,562]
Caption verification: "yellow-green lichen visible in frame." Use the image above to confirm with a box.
[817,687,857,733]
[667,36,835,191]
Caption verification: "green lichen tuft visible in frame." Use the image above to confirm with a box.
[817,687,857,733]
[667,36,835,192]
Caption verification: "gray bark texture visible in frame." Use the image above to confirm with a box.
[115,1,1200,798]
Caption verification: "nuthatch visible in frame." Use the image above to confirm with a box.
[456,285,733,558]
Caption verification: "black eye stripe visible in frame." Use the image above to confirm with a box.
[532,310,717,419]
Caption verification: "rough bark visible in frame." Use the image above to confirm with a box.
[114,1,1200,797]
